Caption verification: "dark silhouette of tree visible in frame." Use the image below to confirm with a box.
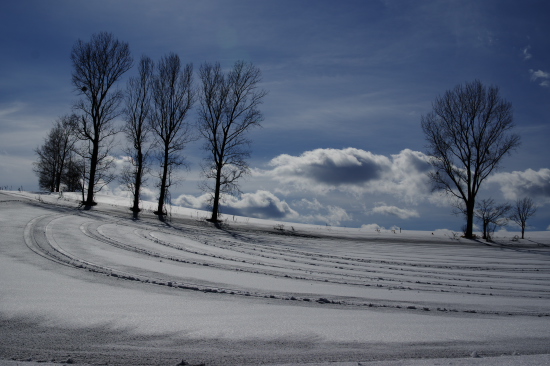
[474,198,511,242]
[149,53,194,217]
[197,61,267,222]
[33,114,79,192]
[71,32,133,206]
[121,56,154,217]
[421,80,520,239]
[510,197,537,239]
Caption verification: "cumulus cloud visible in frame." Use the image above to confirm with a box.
[174,190,298,220]
[488,168,550,204]
[256,148,432,202]
[267,148,391,188]
[371,204,419,219]
[173,193,208,209]
[530,69,550,87]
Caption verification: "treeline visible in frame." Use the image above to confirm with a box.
[34,32,266,222]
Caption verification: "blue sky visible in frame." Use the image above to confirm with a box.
[1,0,549,232]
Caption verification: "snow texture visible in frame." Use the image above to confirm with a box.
[0,191,549,365]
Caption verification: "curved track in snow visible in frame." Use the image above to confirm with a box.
[23,197,550,316]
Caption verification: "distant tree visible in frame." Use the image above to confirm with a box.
[61,157,85,192]
[33,114,79,192]
[149,53,194,217]
[197,61,267,222]
[71,32,133,206]
[421,80,520,239]
[474,198,511,241]
[510,197,537,239]
[121,55,154,216]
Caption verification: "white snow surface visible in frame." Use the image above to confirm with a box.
[1,191,549,365]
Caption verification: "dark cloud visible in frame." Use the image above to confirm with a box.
[266,148,392,187]
[259,148,433,203]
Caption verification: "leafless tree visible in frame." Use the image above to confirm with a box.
[71,32,133,206]
[474,198,511,241]
[121,56,154,216]
[197,61,267,222]
[149,53,194,217]
[33,114,79,192]
[510,197,537,239]
[421,80,520,239]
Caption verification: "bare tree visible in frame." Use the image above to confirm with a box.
[475,198,511,242]
[421,80,520,239]
[121,56,154,216]
[197,61,267,222]
[149,53,194,217]
[33,114,79,192]
[510,197,537,239]
[71,32,133,206]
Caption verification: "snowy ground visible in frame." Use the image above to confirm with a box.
[1,191,549,365]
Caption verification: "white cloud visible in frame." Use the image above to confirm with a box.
[256,148,433,203]
[522,46,532,60]
[371,204,419,219]
[321,205,353,225]
[530,69,550,87]
[173,193,208,209]
[488,168,550,204]
[266,147,392,189]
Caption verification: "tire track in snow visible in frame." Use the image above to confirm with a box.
[23,208,550,316]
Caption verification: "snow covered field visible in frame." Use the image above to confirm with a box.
[1,191,549,365]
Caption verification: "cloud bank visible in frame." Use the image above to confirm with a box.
[256,148,433,202]
[371,204,419,219]
[488,168,550,204]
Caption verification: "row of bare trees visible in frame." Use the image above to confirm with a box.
[34,32,266,222]
[475,197,537,241]
[33,114,81,193]
[34,34,537,234]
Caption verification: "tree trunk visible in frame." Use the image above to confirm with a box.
[210,165,222,222]
[465,200,475,239]
[85,141,99,206]
[156,148,169,216]
[132,149,143,215]
[132,172,141,217]
[55,159,65,193]
[521,225,525,239]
